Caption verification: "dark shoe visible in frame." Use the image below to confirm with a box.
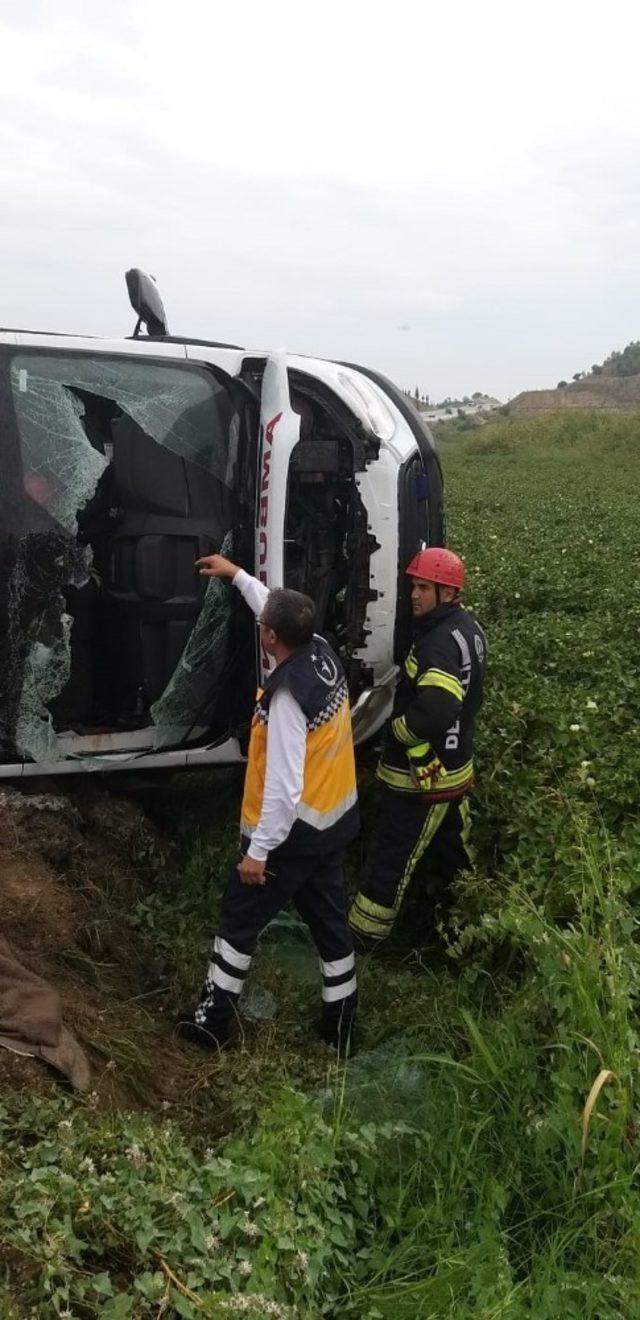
[174,1012,228,1052]
[318,1016,357,1058]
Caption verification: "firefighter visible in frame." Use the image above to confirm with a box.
[349,547,486,951]
[176,554,359,1053]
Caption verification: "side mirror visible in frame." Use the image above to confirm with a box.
[125,268,169,337]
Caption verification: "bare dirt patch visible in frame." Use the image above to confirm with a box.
[0,784,228,1124]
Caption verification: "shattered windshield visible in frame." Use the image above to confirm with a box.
[2,349,243,765]
[12,353,234,532]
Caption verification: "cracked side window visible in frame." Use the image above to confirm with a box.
[5,351,238,764]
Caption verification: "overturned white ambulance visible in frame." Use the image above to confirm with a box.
[0,271,443,777]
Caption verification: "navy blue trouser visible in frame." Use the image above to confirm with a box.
[195,845,357,1035]
[349,789,472,949]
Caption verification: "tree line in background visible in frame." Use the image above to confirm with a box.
[404,387,487,408]
[403,336,640,404]
[558,338,640,388]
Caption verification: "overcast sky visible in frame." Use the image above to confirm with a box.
[2,0,640,400]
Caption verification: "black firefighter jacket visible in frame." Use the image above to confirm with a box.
[377,603,487,801]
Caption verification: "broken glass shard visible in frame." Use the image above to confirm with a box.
[320,1034,427,1122]
[150,532,234,749]
[13,364,109,537]
[259,912,319,987]
[15,606,72,763]
[239,983,278,1022]
[347,1035,427,1110]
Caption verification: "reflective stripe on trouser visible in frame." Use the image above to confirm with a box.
[195,844,357,1035]
[319,952,356,1004]
[349,790,472,946]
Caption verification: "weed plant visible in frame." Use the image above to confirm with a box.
[1,412,639,1316]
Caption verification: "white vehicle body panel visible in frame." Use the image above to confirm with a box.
[256,350,301,591]
[7,332,190,359]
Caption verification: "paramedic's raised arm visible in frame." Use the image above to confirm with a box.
[195,553,239,581]
[195,554,269,618]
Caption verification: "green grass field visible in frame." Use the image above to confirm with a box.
[1,411,639,1317]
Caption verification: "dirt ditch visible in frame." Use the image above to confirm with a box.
[0,782,230,1126]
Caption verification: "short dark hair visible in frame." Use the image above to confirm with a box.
[261,588,316,648]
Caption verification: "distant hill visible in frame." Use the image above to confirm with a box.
[600,340,640,377]
[509,374,640,415]
[509,339,640,415]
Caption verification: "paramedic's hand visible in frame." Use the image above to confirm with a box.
[237,854,267,886]
[195,553,239,580]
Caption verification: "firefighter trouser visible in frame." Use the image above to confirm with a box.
[195,845,357,1036]
[349,788,472,950]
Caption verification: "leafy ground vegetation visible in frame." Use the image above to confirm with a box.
[1,410,639,1317]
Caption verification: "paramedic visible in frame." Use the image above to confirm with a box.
[176,554,359,1052]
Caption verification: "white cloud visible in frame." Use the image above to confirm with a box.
[2,0,640,396]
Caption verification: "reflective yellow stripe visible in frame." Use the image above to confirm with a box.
[438,759,474,789]
[377,758,474,795]
[355,894,395,921]
[460,797,474,864]
[418,669,464,701]
[391,715,417,746]
[404,650,418,678]
[376,764,418,791]
[349,891,396,937]
[396,802,450,907]
[349,907,385,937]
[349,800,453,939]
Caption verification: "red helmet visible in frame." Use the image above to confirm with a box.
[405,547,465,590]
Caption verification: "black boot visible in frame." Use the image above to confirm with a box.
[174,1011,229,1052]
[318,993,358,1057]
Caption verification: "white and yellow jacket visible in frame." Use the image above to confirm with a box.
[232,571,359,859]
